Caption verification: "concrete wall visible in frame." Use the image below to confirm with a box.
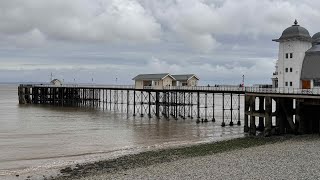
[172,77,198,87]
[51,79,62,86]
[161,76,173,88]
[154,80,163,90]
[276,40,312,88]
[135,77,173,89]
[173,81,186,86]
[135,80,144,89]
[135,75,192,89]
[187,77,198,86]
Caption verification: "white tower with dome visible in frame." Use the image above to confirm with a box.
[272,20,312,89]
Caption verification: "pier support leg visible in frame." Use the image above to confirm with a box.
[183,92,186,120]
[275,98,282,134]
[212,93,215,122]
[229,93,233,126]
[222,93,226,127]
[190,93,193,119]
[188,93,191,118]
[196,92,200,123]
[155,92,160,118]
[25,87,32,104]
[163,92,167,118]
[167,92,170,119]
[257,97,265,131]
[126,90,129,114]
[249,96,256,135]
[281,99,295,133]
[133,90,136,116]
[237,94,241,125]
[204,93,208,122]
[264,97,272,136]
[18,86,27,104]
[140,91,144,117]
[148,91,151,118]
[297,100,305,134]
[175,92,178,120]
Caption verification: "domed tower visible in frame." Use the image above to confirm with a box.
[300,33,320,89]
[272,20,312,88]
[311,32,320,45]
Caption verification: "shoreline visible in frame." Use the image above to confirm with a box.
[51,135,293,180]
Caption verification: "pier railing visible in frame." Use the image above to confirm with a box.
[19,84,79,87]
[164,86,320,95]
[19,84,135,89]
[245,87,320,95]
[164,86,245,92]
[19,84,320,95]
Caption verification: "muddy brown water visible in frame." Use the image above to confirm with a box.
[0,84,244,179]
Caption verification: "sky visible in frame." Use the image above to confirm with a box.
[1,0,320,85]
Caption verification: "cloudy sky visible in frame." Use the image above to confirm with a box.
[1,0,320,85]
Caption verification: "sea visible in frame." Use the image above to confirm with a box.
[0,84,244,179]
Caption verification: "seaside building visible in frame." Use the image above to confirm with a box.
[133,73,175,89]
[172,74,199,87]
[132,73,199,89]
[272,20,312,88]
[300,33,320,89]
[50,79,62,86]
[272,20,320,89]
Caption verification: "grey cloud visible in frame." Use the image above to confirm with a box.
[0,56,274,85]
[140,0,320,50]
[1,0,320,85]
[1,0,320,49]
[0,0,161,44]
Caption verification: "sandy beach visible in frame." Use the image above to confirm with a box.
[71,135,320,180]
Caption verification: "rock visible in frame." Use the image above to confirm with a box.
[60,167,73,174]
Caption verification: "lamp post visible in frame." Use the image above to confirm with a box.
[187,76,189,87]
[242,75,245,87]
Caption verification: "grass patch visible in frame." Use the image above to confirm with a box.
[54,136,290,180]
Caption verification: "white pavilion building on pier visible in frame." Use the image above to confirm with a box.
[272,20,320,89]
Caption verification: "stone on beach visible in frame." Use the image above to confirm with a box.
[80,136,320,180]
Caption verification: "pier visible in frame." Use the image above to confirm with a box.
[18,84,320,136]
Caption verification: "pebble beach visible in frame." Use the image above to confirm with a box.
[78,135,320,180]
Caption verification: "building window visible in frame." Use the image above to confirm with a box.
[314,80,320,87]
[286,53,289,59]
[290,82,293,86]
[290,68,293,72]
[285,82,288,86]
[285,68,288,72]
[290,53,293,58]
